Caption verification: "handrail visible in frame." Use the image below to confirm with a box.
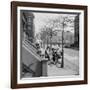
[24,40,37,52]
[23,41,42,61]
[25,39,37,50]
[22,62,35,76]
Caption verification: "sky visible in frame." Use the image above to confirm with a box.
[33,12,77,35]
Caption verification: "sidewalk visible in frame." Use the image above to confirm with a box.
[47,61,78,76]
[47,48,79,76]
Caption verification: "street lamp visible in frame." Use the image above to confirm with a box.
[61,19,66,68]
[61,29,64,68]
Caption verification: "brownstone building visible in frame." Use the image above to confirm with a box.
[20,11,43,78]
[21,10,35,43]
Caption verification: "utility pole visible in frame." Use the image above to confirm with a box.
[61,19,65,68]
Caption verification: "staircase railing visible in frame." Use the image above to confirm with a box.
[22,39,48,77]
[24,39,37,51]
[22,62,36,77]
[23,39,42,61]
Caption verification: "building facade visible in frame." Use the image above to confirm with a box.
[20,11,43,78]
[21,10,35,43]
[74,15,79,49]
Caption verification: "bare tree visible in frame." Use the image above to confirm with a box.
[39,15,75,48]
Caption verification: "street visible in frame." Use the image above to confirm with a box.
[47,48,79,76]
